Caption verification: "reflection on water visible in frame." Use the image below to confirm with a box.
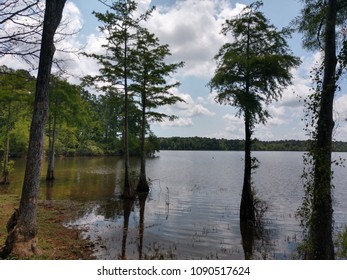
[121,198,134,259]
[6,151,347,259]
[138,193,148,260]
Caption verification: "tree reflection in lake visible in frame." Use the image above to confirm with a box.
[138,193,148,259]
[121,198,134,259]
[45,180,54,204]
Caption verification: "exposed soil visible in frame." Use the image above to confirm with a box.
[0,192,95,260]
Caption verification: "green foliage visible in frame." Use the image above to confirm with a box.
[9,119,31,157]
[145,133,160,157]
[0,159,14,176]
[76,140,105,156]
[130,27,184,123]
[45,75,96,158]
[296,64,323,234]
[0,66,35,158]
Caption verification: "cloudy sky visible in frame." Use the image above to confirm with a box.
[5,0,347,141]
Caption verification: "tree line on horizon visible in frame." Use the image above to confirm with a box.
[158,137,347,152]
[0,0,346,260]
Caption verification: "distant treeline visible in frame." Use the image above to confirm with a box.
[159,137,347,152]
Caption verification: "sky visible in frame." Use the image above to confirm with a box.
[3,0,347,141]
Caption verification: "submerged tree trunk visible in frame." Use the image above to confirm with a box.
[308,0,336,260]
[137,93,149,193]
[240,113,255,224]
[0,0,66,259]
[240,220,254,260]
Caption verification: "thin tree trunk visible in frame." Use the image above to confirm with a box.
[122,31,133,199]
[46,106,57,181]
[240,19,255,225]
[1,102,11,185]
[0,0,66,259]
[308,0,336,260]
[240,113,255,224]
[137,92,149,193]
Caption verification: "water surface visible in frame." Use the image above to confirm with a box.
[5,151,347,259]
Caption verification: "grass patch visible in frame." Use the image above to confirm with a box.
[0,191,95,260]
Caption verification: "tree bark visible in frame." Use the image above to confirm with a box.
[1,0,66,259]
[240,113,255,224]
[308,0,336,260]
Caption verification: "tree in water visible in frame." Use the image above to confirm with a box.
[0,0,66,258]
[83,0,153,198]
[209,1,300,224]
[131,28,184,193]
[295,0,347,259]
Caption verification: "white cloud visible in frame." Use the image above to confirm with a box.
[152,88,216,128]
[145,0,245,77]
[158,117,193,128]
[334,94,347,140]
[166,89,216,117]
[221,113,244,139]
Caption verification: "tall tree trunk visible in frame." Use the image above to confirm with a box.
[137,93,149,193]
[240,113,255,224]
[122,33,133,199]
[240,20,255,225]
[308,0,336,260]
[0,0,66,259]
[46,107,57,181]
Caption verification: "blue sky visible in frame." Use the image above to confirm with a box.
[22,0,347,140]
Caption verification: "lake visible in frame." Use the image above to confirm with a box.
[4,151,347,259]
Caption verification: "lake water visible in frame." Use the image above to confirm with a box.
[4,151,347,259]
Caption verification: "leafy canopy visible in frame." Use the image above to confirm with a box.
[209,1,300,125]
[130,27,184,123]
